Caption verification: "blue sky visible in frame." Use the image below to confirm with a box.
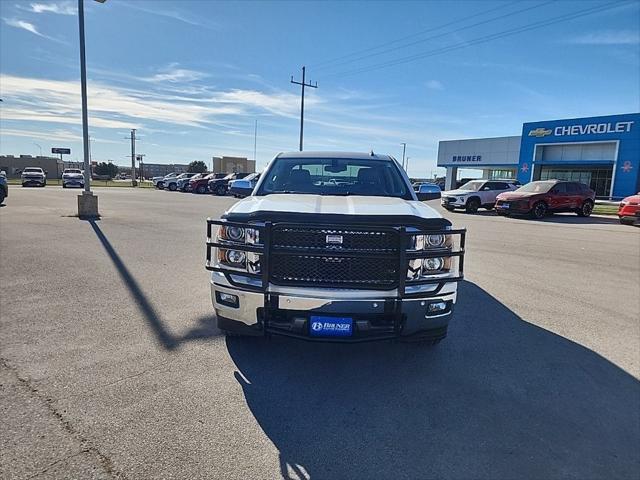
[1,0,638,176]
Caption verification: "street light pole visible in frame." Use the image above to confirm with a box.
[401,143,407,169]
[78,0,91,194]
[76,0,100,217]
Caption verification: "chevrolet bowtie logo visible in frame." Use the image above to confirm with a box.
[528,127,552,138]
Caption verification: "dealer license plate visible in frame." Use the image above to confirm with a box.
[309,316,353,337]
[498,203,510,209]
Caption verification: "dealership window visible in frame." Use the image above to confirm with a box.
[539,167,612,196]
[488,169,516,180]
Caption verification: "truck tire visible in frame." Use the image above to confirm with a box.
[157,181,164,189]
[465,197,480,214]
[215,185,226,196]
[531,201,548,219]
[197,184,207,194]
[576,200,593,217]
[168,183,177,191]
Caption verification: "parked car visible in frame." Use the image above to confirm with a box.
[152,173,177,189]
[229,173,261,198]
[164,172,197,191]
[495,180,595,219]
[208,172,251,196]
[21,167,47,187]
[414,183,442,201]
[442,180,519,213]
[205,151,466,344]
[62,168,84,188]
[0,171,8,204]
[179,173,202,192]
[191,173,226,194]
[618,193,640,225]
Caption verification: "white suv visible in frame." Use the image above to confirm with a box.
[442,180,519,213]
[21,167,46,187]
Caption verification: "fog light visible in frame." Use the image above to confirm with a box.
[428,301,447,314]
[422,257,444,272]
[215,291,239,308]
[226,249,246,264]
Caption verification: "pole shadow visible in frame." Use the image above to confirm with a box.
[227,281,640,480]
[86,219,222,350]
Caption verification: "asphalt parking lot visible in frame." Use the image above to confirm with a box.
[1,187,638,480]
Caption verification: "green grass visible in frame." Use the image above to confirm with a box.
[593,204,619,216]
[7,178,155,188]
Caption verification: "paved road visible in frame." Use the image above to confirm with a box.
[1,187,638,480]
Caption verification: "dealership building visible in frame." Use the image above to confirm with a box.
[437,113,639,198]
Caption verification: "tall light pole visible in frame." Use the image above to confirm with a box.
[401,143,407,169]
[77,0,105,217]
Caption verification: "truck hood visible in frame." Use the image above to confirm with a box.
[226,194,441,219]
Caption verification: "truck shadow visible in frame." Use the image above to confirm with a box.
[226,281,639,480]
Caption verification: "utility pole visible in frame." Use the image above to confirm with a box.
[290,66,317,151]
[125,129,137,186]
[401,143,407,169]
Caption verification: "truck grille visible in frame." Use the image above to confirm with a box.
[270,226,399,289]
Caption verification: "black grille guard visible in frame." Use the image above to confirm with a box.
[206,218,466,299]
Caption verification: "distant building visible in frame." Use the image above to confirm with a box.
[213,156,255,174]
[141,163,189,178]
[0,155,63,178]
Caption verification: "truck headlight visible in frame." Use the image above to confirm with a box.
[425,234,446,247]
[218,226,260,244]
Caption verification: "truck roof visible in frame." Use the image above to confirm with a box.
[276,151,395,161]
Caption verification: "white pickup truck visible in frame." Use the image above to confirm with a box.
[206,152,466,345]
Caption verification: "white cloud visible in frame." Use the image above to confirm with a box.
[3,18,45,37]
[27,2,77,15]
[425,80,443,90]
[570,30,640,46]
[145,67,209,83]
[0,74,312,131]
[3,17,65,43]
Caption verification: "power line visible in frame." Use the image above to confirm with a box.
[314,0,548,72]
[323,1,626,79]
[310,0,520,70]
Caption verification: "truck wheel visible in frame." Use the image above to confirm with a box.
[197,185,207,194]
[157,181,164,189]
[531,201,548,219]
[465,198,480,214]
[576,200,593,217]
[168,183,177,191]
[215,185,226,196]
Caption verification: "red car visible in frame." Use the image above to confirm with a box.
[190,173,222,194]
[495,180,595,219]
[618,193,640,225]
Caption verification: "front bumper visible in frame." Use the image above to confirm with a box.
[441,196,465,208]
[206,218,466,342]
[63,178,84,187]
[22,177,45,185]
[211,275,456,342]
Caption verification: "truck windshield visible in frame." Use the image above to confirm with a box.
[256,157,412,199]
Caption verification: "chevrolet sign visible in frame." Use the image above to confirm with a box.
[528,128,552,138]
[554,121,634,136]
